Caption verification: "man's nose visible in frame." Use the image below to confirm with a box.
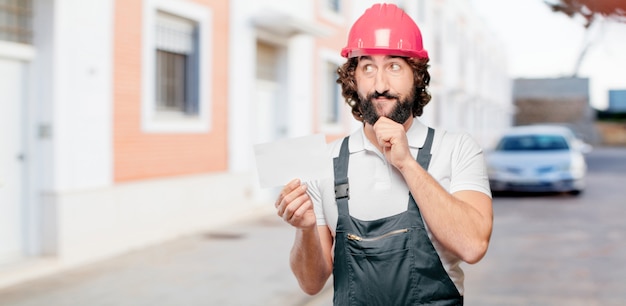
[374,69,390,94]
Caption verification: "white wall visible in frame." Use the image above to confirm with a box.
[26,0,114,258]
[51,0,114,191]
[228,0,257,173]
[49,173,269,264]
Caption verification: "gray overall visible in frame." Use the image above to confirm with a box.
[332,128,462,305]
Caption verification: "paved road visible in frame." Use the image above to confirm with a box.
[0,147,624,306]
[0,212,320,306]
[464,146,626,306]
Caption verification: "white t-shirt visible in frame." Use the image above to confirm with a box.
[306,119,491,295]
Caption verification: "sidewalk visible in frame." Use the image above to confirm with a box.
[0,211,333,306]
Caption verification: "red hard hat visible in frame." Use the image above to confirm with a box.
[341,3,428,59]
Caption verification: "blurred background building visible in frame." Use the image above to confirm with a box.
[0,0,511,288]
[513,77,599,143]
[607,89,626,112]
[595,89,626,145]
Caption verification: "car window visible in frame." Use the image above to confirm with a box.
[496,135,570,151]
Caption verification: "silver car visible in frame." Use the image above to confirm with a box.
[486,125,590,195]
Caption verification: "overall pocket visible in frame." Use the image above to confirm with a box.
[346,228,414,305]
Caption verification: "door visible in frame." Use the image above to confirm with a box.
[255,40,288,143]
[0,57,25,264]
[253,41,288,201]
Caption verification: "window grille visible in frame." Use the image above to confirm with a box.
[0,0,32,44]
[156,50,187,111]
[155,11,199,115]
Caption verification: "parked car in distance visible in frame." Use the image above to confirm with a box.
[486,125,591,195]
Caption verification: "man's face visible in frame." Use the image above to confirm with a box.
[355,55,415,125]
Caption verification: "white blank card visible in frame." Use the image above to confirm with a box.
[254,134,332,188]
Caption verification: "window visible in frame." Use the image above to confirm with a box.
[497,135,570,151]
[320,0,344,24]
[155,12,198,115]
[142,0,212,133]
[0,0,32,44]
[319,50,345,132]
[326,0,341,13]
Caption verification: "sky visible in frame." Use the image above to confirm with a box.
[469,0,626,110]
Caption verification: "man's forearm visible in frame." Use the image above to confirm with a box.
[290,226,332,295]
[400,160,492,263]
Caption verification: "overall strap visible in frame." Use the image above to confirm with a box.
[407,127,435,214]
[417,127,435,171]
[333,137,350,216]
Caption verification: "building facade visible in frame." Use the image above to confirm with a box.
[0,0,511,288]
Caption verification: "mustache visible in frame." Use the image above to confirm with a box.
[368,91,399,100]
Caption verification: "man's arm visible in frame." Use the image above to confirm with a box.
[276,179,334,294]
[372,118,493,264]
[290,225,334,295]
[400,163,492,264]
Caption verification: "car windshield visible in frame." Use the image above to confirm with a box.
[496,135,570,151]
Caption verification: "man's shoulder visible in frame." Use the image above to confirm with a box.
[431,127,476,144]
[326,128,363,157]
[428,128,482,156]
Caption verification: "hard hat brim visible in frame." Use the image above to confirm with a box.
[341,47,429,59]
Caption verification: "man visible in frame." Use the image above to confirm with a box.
[275,3,492,305]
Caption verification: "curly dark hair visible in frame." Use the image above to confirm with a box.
[336,56,431,122]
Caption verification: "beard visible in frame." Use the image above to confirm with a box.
[360,89,415,125]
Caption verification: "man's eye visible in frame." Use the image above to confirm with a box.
[363,65,375,73]
[390,63,401,71]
